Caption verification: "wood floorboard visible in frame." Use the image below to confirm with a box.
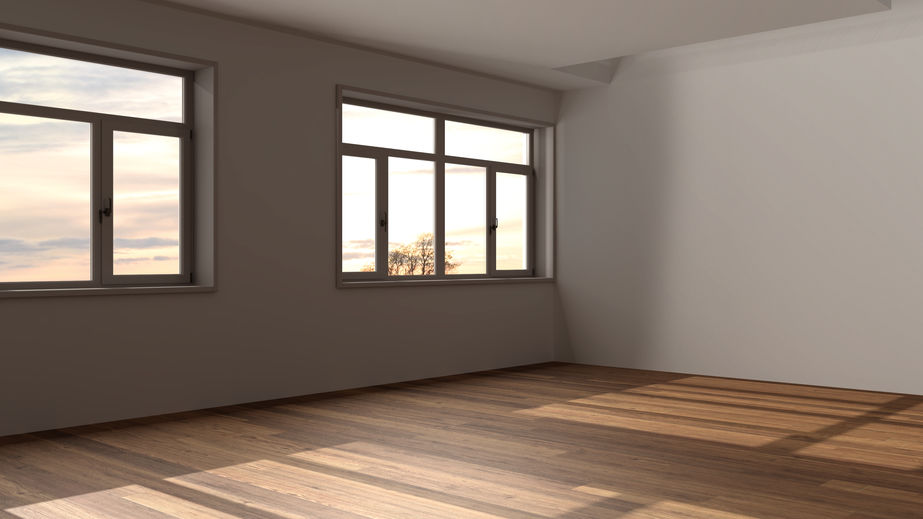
[0,362,921,518]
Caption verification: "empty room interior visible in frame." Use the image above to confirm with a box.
[2,0,922,517]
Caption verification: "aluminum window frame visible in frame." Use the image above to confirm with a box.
[0,38,194,290]
[337,94,535,284]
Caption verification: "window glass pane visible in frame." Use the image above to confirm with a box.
[342,104,434,153]
[496,172,528,270]
[113,131,181,275]
[445,164,486,274]
[388,157,434,276]
[342,156,376,272]
[445,121,529,165]
[0,47,184,122]
[0,113,91,281]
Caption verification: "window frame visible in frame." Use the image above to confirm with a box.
[337,95,535,284]
[0,37,194,290]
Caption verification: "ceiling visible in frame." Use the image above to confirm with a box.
[156,0,890,90]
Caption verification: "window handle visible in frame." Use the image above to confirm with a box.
[489,218,498,233]
[379,212,387,229]
[98,197,112,223]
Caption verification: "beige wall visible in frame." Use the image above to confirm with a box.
[557,2,923,395]
[0,0,558,436]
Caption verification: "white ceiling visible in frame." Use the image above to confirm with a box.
[158,0,890,90]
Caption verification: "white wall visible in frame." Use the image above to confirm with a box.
[0,0,558,436]
[557,1,923,395]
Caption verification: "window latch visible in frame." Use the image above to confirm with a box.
[379,212,387,229]
[99,197,112,223]
[489,218,499,233]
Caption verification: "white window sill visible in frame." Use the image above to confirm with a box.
[338,276,554,288]
[0,285,215,299]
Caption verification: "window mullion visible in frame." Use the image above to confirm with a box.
[435,118,446,277]
[92,119,103,287]
[181,129,195,280]
[376,154,388,278]
[528,169,535,275]
[487,166,497,276]
[100,121,114,285]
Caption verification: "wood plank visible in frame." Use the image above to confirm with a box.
[0,363,920,519]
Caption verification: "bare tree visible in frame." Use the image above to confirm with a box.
[360,233,459,275]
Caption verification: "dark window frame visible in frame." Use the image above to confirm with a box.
[337,94,535,285]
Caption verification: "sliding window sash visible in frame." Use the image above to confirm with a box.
[100,118,192,286]
[489,166,534,278]
[0,101,100,290]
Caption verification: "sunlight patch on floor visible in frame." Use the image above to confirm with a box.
[886,400,923,427]
[623,383,874,418]
[611,499,757,519]
[516,401,780,447]
[573,485,623,499]
[168,458,510,518]
[569,392,842,432]
[289,441,609,517]
[669,377,897,405]
[6,484,239,519]
[822,480,923,504]
[795,428,923,471]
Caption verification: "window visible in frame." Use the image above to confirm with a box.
[338,95,534,283]
[0,41,193,289]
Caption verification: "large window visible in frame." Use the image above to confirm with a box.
[338,96,533,282]
[0,41,193,289]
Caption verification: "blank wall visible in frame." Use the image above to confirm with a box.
[556,2,923,395]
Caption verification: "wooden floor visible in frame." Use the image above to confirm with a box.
[0,363,921,519]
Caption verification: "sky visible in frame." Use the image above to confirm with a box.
[342,104,529,274]
[0,47,183,282]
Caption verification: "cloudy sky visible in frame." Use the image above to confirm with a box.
[0,47,183,282]
[341,104,529,274]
